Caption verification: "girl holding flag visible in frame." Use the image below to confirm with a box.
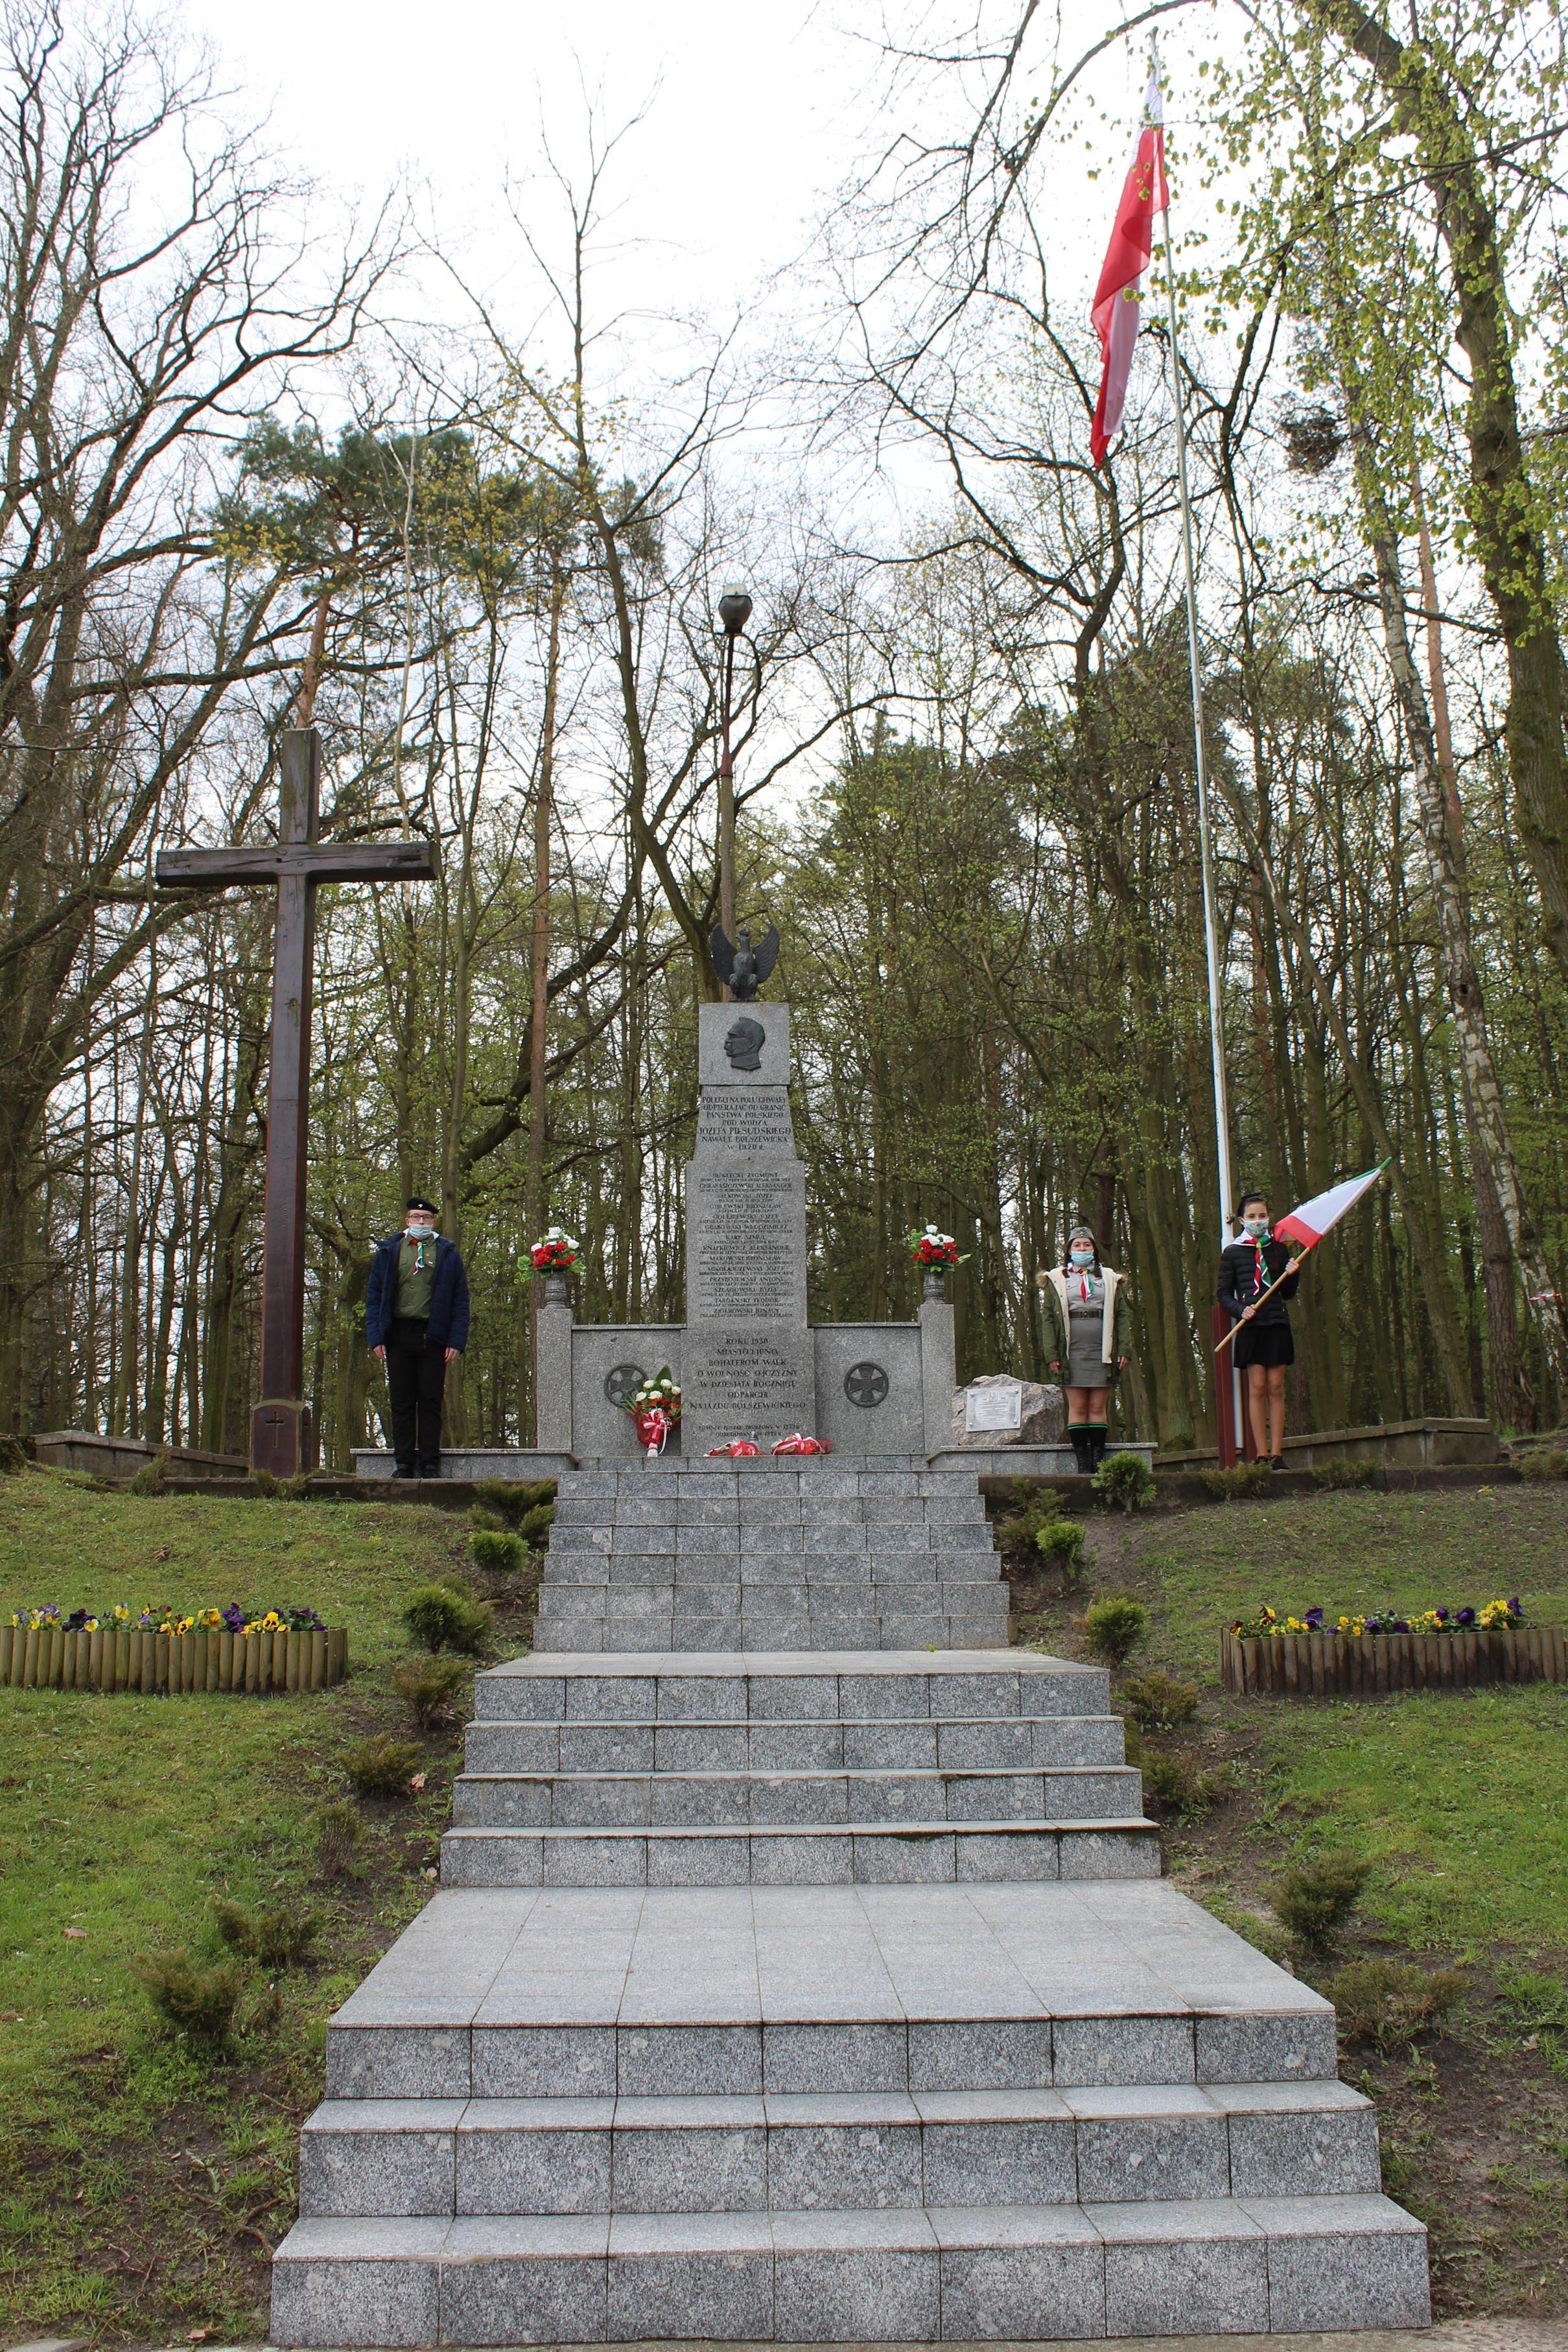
[1215,1166,1388,1466]
[1218,1194,1303,1468]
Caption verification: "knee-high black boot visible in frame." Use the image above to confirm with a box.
[1086,1424,1108,1472]
[1069,1427,1092,1476]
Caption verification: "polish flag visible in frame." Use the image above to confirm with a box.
[1274,1164,1389,1252]
[1090,73,1169,467]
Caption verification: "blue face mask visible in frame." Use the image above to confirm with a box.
[1069,1248,1095,1269]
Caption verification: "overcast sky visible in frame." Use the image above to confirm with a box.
[184,0,1204,350]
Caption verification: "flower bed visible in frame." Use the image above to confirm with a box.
[2,1605,347,1695]
[1233,1599,1523,1638]
[1221,1606,1564,1697]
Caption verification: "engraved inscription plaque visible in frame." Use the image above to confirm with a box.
[696,1087,796,1156]
[688,1167,807,1323]
[683,1324,815,1439]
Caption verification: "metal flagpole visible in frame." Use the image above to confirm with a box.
[1149,39,1244,1457]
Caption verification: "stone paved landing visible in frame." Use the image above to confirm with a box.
[324,1881,1335,2051]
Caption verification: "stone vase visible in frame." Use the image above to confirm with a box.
[542,1269,570,1306]
[922,1267,948,1302]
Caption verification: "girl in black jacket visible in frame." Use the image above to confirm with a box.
[1218,1190,1303,1468]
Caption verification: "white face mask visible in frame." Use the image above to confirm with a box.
[1243,1216,1269,1239]
[406,1219,438,1240]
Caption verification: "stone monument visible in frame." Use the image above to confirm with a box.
[681,1000,816,1451]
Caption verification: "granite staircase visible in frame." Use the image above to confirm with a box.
[532,1462,1011,1654]
[274,1647,1429,2341]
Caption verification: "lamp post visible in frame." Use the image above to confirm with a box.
[716,586,752,976]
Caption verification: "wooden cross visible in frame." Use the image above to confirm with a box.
[158,728,437,1476]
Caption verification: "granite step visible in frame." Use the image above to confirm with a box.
[272,2193,1430,2343]
[532,1619,1009,1654]
[471,1652,1111,1721]
[449,1764,1144,1829]
[298,2080,1382,2217]
[552,1492,992,1521]
[322,1883,1340,2104]
[462,1711,1129,1774]
[557,1468,990,1495]
[438,1817,1160,1887]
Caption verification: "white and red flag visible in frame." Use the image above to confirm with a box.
[1090,71,1169,467]
[1273,1164,1390,1253]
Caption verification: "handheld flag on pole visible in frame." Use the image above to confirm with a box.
[1215,1164,1390,1357]
[1090,71,1169,467]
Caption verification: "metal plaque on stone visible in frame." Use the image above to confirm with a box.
[965,1379,1024,1432]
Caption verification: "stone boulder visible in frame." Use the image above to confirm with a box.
[950,1374,1065,1449]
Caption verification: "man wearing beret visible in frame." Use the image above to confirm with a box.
[365,1196,471,1479]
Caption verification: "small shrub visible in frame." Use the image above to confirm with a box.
[1035,1518,1086,1574]
[1134,1746,1230,1818]
[474,1476,557,1527]
[134,1950,244,2043]
[1137,1748,1191,1808]
[392,1653,470,1732]
[1121,1669,1199,1732]
[470,1505,504,1533]
[1518,1446,1568,1483]
[1329,1957,1465,2049]
[1270,1854,1371,1951]
[1092,1450,1155,1514]
[211,1897,318,1970]
[401,1582,493,1655]
[1198,1462,1272,1500]
[345,1732,425,1798]
[1082,1594,1149,1667]
[250,1467,282,1496]
[1313,1456,1379,1491]
[517,1501,556,1546]
[0,1434,28,1475]
[128,1448,173,1496]
[997,1502,1051,1553]
[314,1800,365,1879]
[471,1528,526,1578]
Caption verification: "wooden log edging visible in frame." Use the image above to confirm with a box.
[1220,1623,1567,1697]
[0,1623,347,1695]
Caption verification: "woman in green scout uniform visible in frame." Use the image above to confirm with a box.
[1036,1225,1132,1476]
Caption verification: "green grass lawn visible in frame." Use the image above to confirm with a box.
[0,1466,489,2345]
[1014,1479,1568,2319]
[1106,1485,1568,1956]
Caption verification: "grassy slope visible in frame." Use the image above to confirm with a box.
[2,1470,1565,2338]
[0,1468,488,2345]
[1121,1485,1568,1953]
[1016,1480,1568,2321]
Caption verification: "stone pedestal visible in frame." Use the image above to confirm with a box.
[535,1298,574,1453]
[252,1396,312,1478]
[683,1003,815,1452]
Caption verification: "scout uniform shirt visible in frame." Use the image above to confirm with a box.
[395,1233,438,1321]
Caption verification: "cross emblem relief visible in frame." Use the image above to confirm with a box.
[844,1361,890,1408]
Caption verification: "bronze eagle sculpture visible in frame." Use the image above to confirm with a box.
[710,923,779,1002]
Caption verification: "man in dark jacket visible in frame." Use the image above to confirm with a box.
[365,1197,471,1478]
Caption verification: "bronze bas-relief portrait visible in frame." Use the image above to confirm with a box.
[723,1017,766,1072]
